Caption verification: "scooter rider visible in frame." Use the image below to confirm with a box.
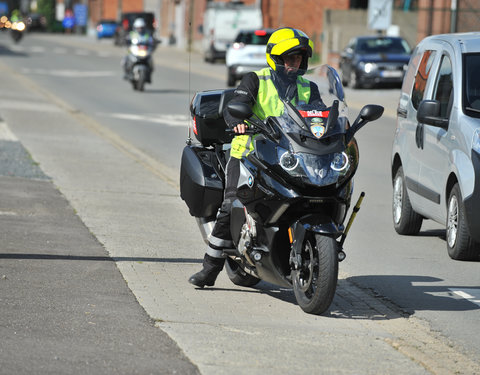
[188,27,324,288]
[122,18,155,80]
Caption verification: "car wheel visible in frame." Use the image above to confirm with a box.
[392,166,423,235]
[350,70,361,89]
[341,68,348,87]
[446,184,479,260]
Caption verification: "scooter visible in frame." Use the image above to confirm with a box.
[124,39,154,92]
[180,65,384,315]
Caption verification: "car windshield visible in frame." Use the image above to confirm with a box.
[464,53,480,116]
[356,38,411,54]
[235,30,272,45]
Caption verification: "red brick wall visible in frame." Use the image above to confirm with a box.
[261,0,349,55]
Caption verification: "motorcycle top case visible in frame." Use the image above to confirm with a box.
[180,145,223,219]
[190,88,235,147]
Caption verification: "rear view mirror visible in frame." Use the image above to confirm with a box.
[360,104,384,122]
[227,102,253,120]
[417,100,449,129]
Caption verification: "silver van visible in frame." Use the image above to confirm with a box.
[391,32,480,261]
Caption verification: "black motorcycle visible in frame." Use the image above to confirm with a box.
[180,65,383,314]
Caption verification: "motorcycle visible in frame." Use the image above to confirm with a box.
[10,20,25,44]
[180,65,384,315]
[123,37,155,92]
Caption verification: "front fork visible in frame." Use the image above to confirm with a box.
[289,192,365,269]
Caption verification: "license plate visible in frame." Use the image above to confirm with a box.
[381,70,402,78]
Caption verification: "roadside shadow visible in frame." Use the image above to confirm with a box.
[0,44,28,57]
[418,229,445,239]
[0,253,202,263]
[335,275,480,318]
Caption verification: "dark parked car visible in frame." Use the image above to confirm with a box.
[25,13,47,32]
[114,12,156,46]
[339,36,412,89]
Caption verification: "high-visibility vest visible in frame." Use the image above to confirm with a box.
[230,68,311,159]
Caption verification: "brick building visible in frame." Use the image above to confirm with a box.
[86,0,480,53]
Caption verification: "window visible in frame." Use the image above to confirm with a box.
[411,50,437,110]
[433,55,453,118]
[463,53,480,117]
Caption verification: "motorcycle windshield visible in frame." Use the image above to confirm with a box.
[272,65,348,141]
[259,65,355,188]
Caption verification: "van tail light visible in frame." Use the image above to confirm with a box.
[193,116,198,136]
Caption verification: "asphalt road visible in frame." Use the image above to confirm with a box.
[0,32,479,374]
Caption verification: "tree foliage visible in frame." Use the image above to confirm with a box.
[37,0,55,31]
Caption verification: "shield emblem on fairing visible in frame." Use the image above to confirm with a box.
[311,124,325,139]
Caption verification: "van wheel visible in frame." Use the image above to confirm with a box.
[446,184,479,260]
[392,166,423,235]
[227,70,236,87]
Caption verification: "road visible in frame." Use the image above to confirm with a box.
[0,32,479,374]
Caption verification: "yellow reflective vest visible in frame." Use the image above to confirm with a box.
[230,67,311,159]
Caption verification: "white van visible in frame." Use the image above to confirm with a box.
[202,2,262,63]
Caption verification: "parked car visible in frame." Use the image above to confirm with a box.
[391,32,480,261]
[114,12,156,46]
[225,28,274,87]
[96,19,117,39]
[25,13,47,32]
[339,35,411,89]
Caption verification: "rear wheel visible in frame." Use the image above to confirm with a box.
[293,234,338,315]
[225,258,261,287]
[392,166,423,235]
[446,184,479,260]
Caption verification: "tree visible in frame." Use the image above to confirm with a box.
[37,0,55,31]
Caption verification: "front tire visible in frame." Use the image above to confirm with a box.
[293,234,338,315]
[392,166,423,235]
[136,70,146,92]
[225,258,261,287]
[446,184,479,260]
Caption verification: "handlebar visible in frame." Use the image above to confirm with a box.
[225,128,259,135]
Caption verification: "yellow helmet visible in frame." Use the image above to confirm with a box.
[266,27,313,73]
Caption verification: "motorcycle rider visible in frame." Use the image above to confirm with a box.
[122,18,155,81]
[188,27,324,288]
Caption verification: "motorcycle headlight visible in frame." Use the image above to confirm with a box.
[276,147,351,187]
[331,152,349,171]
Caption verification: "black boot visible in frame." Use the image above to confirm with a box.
[188,254,225,288]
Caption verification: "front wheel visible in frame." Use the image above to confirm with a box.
[446,184,479,260]
[293,234,338,315]
[135,70,146,91]
[392,166,423,235]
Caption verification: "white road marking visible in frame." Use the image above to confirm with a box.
[21,68,115,78]
[104,113,190,127]
[449,288,480,307]
[0,121,18,141]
